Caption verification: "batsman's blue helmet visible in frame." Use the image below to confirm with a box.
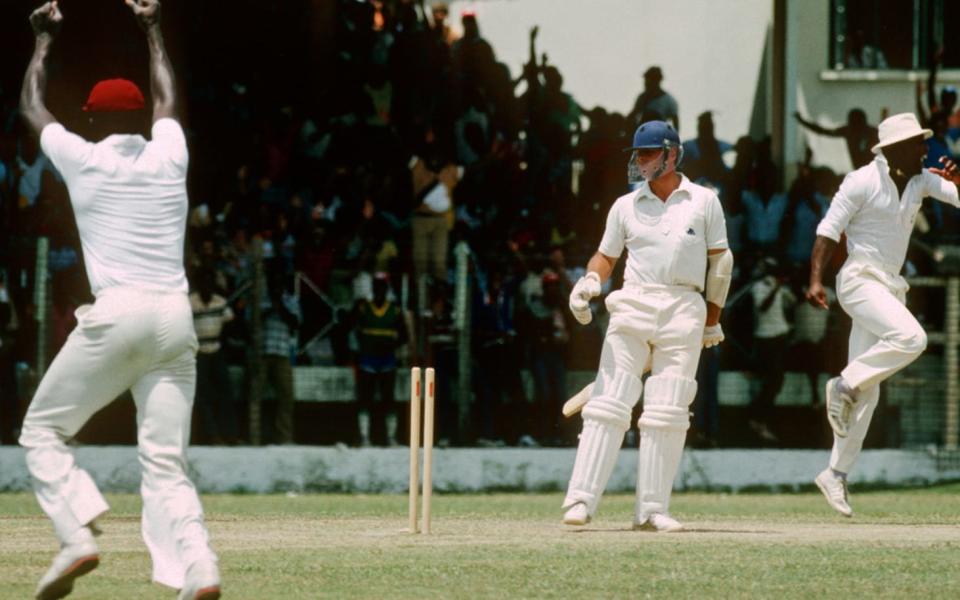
[626,120,681,151]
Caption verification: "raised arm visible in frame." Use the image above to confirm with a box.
[126,0,176,122]
[794,112,841,137]
[20,1,63,138]
[927,47,943,116]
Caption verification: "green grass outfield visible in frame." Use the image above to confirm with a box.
[2,487,960,599]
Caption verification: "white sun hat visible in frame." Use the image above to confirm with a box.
[871,112,932,153]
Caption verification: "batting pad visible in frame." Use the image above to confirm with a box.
[563,419,627,515]
[636,375,696,520]
[581,369,643,430]
[563,369,643,514]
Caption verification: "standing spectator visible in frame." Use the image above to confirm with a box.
[790,269,835,407]
[782,166,831,268]
[795,109,878,170]
[748,256,796,443]
[12,131,59,235]
[471,265,523,445]
[353,272,408,446]
[258,270,301,444]
[424,282,459,445]
[682,111,732,189]
[691,344,720,448]
[190,268,239,445]
[915,47,958,129]
[806,113,960,517]
[627,66,679,130]
[529,272,569,445]
[844,29,888,69]
[451,10,496,88]
[410,154,457,288]
[0,274,17,444]
[429,2,458,47]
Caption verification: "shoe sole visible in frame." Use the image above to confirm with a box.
[825,380,849,438]
[562,516,590,526]
[36,555,99,600]
[815,477,853,518]
[193,586,222,600]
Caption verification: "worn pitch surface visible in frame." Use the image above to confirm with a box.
[2,489,960,598]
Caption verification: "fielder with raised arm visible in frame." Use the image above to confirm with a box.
[19,2,220,599]
[807,112,960,517]
[562,121,732,531]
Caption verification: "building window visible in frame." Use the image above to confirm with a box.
[830,0,958,70]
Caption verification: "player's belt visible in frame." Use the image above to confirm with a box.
[622,282,699,294]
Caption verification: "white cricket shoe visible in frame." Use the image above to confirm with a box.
[35,530,99,600]
[825,377,855,438]
[562,502,591,526]
[815,468,853,517]
[177,559,221,600]
[633,513,684,533]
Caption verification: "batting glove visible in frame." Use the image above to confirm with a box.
[569,272,601,325]
[702,323,724,347]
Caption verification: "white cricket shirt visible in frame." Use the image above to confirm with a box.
[40,119,189,295]
[816,155,960,273]
[598,175,728,290]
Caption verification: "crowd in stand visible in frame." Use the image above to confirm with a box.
[0,0,959,448]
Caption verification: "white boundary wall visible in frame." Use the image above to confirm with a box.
[1,447,956,494]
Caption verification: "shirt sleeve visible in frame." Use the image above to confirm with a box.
[597,199,625,258]
[149,118,189,173]
[39,123,92,181]
[922,170,960,207]
[816,171,864,242]
[704,193,728,250]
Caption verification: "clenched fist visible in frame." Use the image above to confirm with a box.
[125,0,161,29]
[29,1,63,38]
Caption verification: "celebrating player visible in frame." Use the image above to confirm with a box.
[18,1,221,598]
[807,112,960,517]
[562,121,732,531]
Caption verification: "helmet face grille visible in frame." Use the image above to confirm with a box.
[626,143,684,184]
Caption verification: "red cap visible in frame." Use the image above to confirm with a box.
[83,79,146,112]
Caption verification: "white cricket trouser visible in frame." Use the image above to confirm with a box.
[831,259,926,473]
[563,285,704,515]
[602,286,705,379]
[19,287,216,589]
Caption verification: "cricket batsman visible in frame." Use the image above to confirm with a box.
[562,120,732,531]
[807,112,960,517]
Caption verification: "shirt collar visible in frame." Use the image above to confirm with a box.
[874,154,922,182]
[635,173,693,203]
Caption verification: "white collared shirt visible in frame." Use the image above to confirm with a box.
[816,155,960,273]
[599,175,728,290]
[40,119,190,295]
